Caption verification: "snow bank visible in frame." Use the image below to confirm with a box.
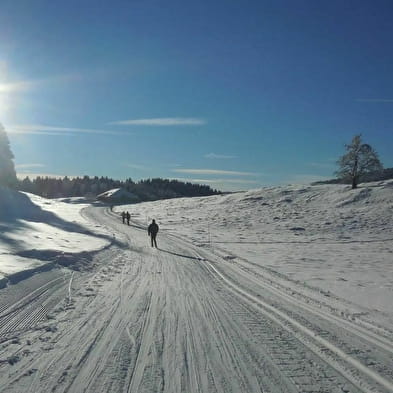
[0,187,111,286]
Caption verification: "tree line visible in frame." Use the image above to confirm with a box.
[0,124,219,201]
[0,123,389,196]
[16,176,220,201]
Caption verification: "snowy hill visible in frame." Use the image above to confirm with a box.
[119,180,393,327]
[1,181,393,392]
[1,180,392,325]
[0,187,111,287]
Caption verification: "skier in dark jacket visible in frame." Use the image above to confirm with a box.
[126,211,130,225]
[121,211,126,224]
[148,219,159,248]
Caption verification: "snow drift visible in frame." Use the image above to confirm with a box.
[0,186,111,287]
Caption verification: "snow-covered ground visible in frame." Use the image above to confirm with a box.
[0,186,110,287]
[124,180,393,329]
[0,181,392,392]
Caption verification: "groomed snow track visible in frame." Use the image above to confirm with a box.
[194,249,393,393]
[0,206,392,393]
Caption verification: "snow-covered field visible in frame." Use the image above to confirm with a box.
[125,180,393,329]
[0,181,392,392]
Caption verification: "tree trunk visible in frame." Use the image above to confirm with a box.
[352,156,358,189]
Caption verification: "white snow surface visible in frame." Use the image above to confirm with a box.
[121,180,393,327]
[0,181,393,393]
[97,188,123,197]
[97,187,136,200]
[0,187,110,284]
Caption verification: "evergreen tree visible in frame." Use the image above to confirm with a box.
[336,134,383,189]
[0,123,17,188]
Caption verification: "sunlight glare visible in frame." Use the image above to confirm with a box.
[0,61,11,118]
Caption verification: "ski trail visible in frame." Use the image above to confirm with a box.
[200,257,393,393]
[1,206,392,393]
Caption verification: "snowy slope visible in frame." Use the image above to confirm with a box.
[0,181,392,393]
[0,187,111,286]
[120,180,393,328]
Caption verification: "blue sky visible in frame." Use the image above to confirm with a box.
[1,0,392,191]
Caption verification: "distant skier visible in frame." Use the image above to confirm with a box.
[121,211,126,224]
[126,211,130,225]
[148,219,159,248]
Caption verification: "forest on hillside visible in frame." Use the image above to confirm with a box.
[16,175,220,202]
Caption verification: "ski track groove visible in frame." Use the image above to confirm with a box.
[0,251,130,393]
[113,210,393,392]
[194,248,393,393]
[0,277,65,320]
[217,247,393,350]
[0,279,66,338]
[205,250,393,382]
[1,207,392,393]
[208,246,393,382]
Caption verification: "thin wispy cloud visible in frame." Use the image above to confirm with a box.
[285,174,332,184]
[355,99,393,103]
[205,153,237,159]
[15,163,45,169]
[125,163,149,170]
[16,172,78,180]
[109,118,206,126]
[172,177,259,184]
[9,130,77,136]
[309,162,335,169]
[8,124,126,136]
[172,169,257,176]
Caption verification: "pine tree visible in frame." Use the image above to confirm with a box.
[336,134,383,189]
[0,123,17,188]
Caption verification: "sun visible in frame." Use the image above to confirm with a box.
[0,62,31,121]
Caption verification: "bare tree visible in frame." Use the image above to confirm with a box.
[336,134,383,189]
[0,123,17,188]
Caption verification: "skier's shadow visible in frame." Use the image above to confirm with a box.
[158,248,205,261]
